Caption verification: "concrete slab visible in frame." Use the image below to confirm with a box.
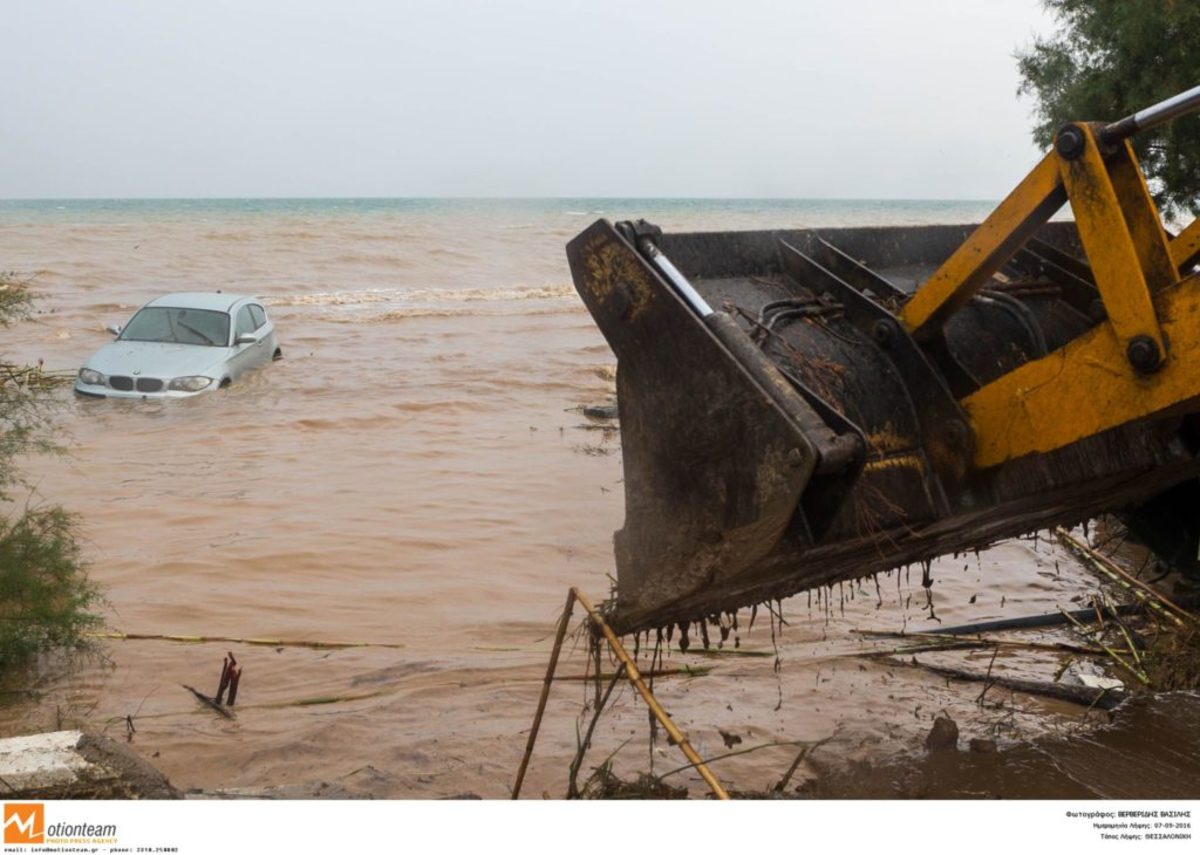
[0,731,179,799]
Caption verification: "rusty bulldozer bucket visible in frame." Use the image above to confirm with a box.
[568,86,1200,634]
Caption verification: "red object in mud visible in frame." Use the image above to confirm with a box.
[215,653,242,706]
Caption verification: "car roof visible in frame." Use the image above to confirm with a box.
[144,292,257,313]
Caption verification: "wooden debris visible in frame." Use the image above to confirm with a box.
[181,685,234,719]
[1058,608,1149,685]
[1053,528,1196,629]
[181,653,244,719]
[511,589,574,800]
[772,737,831,794]
[0,361,73,390]
[573,588,730,800]
[855,629,1104,657]
[216,653,242,706]
[90,630,405,650]
[513,588,730,801]
[887,658,1125,710]
[875,604,1144,637]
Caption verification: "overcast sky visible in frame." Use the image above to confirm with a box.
[2,0,1058,199]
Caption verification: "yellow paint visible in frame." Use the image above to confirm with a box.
[1172,218,1200,271]
[1059,126,1165,354]
[900,153,1065,339]
[1104,141,1175,289]
[900,122,1200,468]
[964,272,1200,467]
[863,454,926,474]
[866,425,914,455]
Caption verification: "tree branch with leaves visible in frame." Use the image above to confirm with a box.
[0,273,102,666]
[1016,0,1200,218]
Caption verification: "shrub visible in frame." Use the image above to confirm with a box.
[0,273,102,668]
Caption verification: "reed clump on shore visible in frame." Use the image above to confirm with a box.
[1140,626,1200,691]
[1053,527,1200,693]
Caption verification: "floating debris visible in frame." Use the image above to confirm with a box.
[181,652,243,719]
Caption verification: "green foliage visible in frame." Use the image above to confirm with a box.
[0,506,101,661]
[0,273,102,668]
[1016,0,1200,217]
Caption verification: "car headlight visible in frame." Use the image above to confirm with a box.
[78,368,105,386]
[167,375,213,392]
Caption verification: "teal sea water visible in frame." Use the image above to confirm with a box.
[0,196,999,223]
[0,196,1006,329]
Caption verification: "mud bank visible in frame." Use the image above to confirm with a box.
[803,691,1200,799]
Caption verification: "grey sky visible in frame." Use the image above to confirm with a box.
[3,0,1057,199]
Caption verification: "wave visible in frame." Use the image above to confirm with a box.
[269,284,575,308]
[326,304,584,323]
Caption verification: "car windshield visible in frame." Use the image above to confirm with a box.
[119,307,230,347]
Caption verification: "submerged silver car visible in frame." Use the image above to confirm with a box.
[75,292,281,398]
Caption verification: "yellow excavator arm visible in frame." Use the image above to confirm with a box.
[904,87,1200,467]
[568,85,1200,633]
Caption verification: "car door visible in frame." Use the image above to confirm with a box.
[247,303,276,367]
[229,304,265,378]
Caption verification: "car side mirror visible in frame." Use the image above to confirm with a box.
[236,331,261,345]
[106,324,123,336]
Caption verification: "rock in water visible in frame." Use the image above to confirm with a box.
[925,716,959,752]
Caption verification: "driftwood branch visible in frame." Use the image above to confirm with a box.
[773,736,833,793]
[884,658,1125,709]
[181,685,235,719]
[511,589,575,800]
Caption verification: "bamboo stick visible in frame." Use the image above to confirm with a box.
[555,666,710,681]
[1058,607,1150,685]
[89,631,406,650]
[572,588,730,801]
[90,631,712,670]
[855,640,987,657]
[1053,528,1195,628]
[856,629,1105,657]
[511,589,575,800]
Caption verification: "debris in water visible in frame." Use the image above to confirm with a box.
[181,685,234,720]
[719,729,742,749]
[582,401,618,420]
[924,715,958,752]
[581,766,687,800]
[216,653,242,706]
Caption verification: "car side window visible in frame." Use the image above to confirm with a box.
[235,306,256,339]
[248,304,267,329]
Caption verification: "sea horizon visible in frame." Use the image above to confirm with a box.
[0,196,1005,228]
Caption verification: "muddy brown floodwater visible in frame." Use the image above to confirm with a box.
[1,199,1196,799]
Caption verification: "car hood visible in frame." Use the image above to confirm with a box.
[84,341,230,378]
